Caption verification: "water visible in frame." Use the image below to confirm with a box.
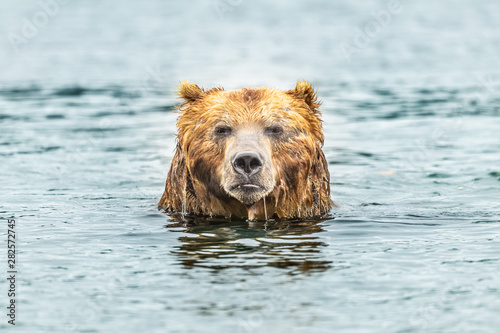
[1,0,500,332]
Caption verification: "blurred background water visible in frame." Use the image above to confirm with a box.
[1,0,500,332]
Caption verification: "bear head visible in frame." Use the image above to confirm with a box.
[158,80,332,220]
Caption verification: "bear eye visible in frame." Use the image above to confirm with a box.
[214,126,232,136]
[265,125,284,136]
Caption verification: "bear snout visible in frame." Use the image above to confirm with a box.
[231,151,264,178]
[223,146,275,205]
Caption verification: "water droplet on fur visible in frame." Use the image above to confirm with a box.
[263,197,268,221]
[181,183,187,218]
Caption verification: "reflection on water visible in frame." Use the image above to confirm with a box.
[165,214,332,274]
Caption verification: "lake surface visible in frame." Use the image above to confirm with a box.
[1,0,499,332]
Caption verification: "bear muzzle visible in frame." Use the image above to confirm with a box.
[223,150,274,205]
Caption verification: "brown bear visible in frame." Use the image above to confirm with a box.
[158,80,333,220]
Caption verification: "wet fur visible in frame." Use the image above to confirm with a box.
[158,80,333,220]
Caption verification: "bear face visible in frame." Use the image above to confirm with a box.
[158,80,333,220]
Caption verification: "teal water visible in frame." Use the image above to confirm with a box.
[1,1,500,332]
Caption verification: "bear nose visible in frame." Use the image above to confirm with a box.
[232,151,264,177]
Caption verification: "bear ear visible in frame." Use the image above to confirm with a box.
[176,80,205,102]
[287,80,321,113]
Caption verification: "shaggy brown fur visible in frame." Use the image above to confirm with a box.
[158,80,333,220]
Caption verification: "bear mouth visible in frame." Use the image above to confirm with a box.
[230,183,261,191]
[227,183,268,205]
